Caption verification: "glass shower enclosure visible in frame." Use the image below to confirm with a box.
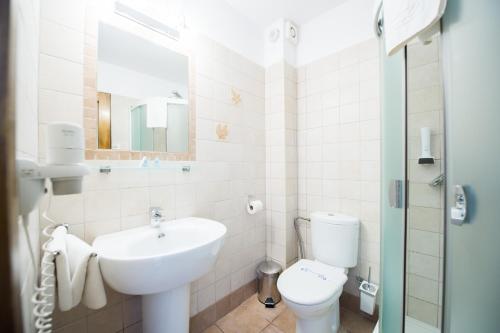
[380,0,500,331]
[380,32,445,333]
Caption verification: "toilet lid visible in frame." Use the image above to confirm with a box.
[277,259,347,306]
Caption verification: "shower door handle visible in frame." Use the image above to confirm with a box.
[389,179,403,208]
[451,185,467,225]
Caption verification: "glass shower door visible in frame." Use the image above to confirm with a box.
[442,0,500,331]
[380,45,406,333]
[130,104,154,151]
[166,103,189,152]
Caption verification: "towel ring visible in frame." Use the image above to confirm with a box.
[43,223,98,259]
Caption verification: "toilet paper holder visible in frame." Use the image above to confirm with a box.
[246,195,264,215]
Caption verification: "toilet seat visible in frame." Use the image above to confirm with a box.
[277,259,347,306]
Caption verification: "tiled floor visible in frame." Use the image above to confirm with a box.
[203,294,376,333]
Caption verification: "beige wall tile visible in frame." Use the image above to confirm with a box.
[408,274,439,305]
[407,40,439,69]
[407,296,438,327]
[408,86,443,114]
[408,252,440,280]
[407,62,441,91]
[409,183,442,208]
[409,229,440,257]
[407,111,441,137]
[409,207,443,233]
[409,160,442,184]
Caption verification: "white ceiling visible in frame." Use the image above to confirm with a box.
[223,0,350,29]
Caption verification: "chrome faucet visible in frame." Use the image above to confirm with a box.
[150,207,165,237]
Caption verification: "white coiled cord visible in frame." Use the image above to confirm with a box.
[21,193,64,333]
[32,249,56,332]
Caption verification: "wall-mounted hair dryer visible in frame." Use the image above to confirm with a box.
[17,122,90,215]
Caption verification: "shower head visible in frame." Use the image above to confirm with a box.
[171,91,182,98]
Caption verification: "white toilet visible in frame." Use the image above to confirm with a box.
[277,212,360,333]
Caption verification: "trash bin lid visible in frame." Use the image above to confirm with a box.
[257,260,282,275]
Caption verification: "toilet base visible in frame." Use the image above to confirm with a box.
[295,299,340,333]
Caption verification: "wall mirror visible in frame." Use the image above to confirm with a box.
[84,4,195,160]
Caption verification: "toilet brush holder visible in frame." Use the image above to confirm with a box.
[359,281,378,315]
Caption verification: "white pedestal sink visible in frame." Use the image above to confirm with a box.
[93,217,226,333]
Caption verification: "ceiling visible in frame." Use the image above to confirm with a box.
[98,22,188,85]
[223,0,350,29]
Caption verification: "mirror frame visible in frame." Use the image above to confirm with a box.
[83,4,196,161]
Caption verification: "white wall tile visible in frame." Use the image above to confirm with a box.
[84,219,121,243]
[360,99,380,121]
[38,89,83,124]
[339,103,360,124]
[42,193,84,225]
[40,0,85,32]
[83,190,121,222]
[39,19,83,63]
[339,84,359,105]
[121,188,150,217]
[39,54,83,95]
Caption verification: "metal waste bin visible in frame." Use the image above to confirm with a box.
[256,260,282,308]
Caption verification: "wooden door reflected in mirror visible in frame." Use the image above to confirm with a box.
[97,92,111,149]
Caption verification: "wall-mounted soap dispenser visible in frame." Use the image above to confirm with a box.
[418,127,435,164]
[16,122,89,215]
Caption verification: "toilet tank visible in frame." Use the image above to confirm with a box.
[311,212,360,268]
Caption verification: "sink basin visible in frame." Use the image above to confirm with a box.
[94,217,226,295]
[93,217,226,333]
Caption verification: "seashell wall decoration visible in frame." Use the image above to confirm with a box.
[216,123,229,140]
[231,88,241,105]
